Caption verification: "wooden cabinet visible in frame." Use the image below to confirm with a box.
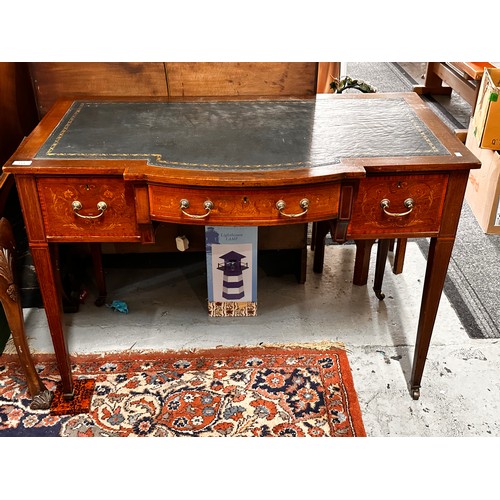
[0,62,38,166]
[28,62,330,117]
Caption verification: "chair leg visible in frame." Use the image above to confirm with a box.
[312,220,330,273]
[393,238,407,275]
[353,239,376,286]
[373,239,391,300]
[89,243,107,306]
[314,230,403,299]
[0,217,53,409]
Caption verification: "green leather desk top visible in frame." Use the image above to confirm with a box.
[35,97,450,172]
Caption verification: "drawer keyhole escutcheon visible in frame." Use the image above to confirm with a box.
[276,198,310,218]
[380,198,414,217]
[72,200,108,219]
[180,199,214,219]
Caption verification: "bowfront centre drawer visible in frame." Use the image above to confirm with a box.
[348,173,449,237]
[149,183,342,225]
[37,177,140,241]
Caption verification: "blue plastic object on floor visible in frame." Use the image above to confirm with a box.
[106,300,128,314]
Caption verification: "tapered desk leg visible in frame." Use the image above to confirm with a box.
[410,237,455,400]
[30,243,74,398]
[0,217,53,409]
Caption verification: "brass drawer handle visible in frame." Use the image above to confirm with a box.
[72,200,108,219]
[380,198,414,217]
[180,199,214,219]
[276,198,309,218]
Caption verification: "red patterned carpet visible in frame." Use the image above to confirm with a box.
[0,343,365,437]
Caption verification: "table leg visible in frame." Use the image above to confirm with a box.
[30,243,74,398]
[410,236,455,400]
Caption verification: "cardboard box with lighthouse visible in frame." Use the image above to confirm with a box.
[205,226,258,317]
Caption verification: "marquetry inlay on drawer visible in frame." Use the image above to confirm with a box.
[37,177,140,241]
[149,183,342,225]
[347,173,449,237]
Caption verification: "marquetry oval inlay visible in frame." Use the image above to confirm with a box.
[37,177,140,241]
[347,173,449,237]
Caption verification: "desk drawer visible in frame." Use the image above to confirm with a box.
[37,177,139,240]
[348,174,448,237]
[149,183,341,225]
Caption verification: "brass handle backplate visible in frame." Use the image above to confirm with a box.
[180,199,214,219]
[72,200,107,219]
[380,198,414,217]
[276,198,310,218]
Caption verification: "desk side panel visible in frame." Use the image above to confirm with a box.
[14,176,47,243]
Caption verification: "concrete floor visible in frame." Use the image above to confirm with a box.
[12,240,500,438]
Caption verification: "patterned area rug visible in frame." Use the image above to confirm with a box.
[0,343,365,437]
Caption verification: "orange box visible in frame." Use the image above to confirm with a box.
[472,68,500,150]
[465,123,500,234]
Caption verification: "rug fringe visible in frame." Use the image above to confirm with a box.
[1,339,348,359]
[2,338,18,355]
[122,340,348,355]
[102,340,348,356]
[243,340,348,352]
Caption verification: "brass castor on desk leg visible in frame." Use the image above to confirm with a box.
[411,387,421,400]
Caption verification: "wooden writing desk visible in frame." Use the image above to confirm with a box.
[3,93,480,400]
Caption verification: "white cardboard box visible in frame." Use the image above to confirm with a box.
[471,67,500,150]
[205,226,258,316]
[465,123,500,234]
